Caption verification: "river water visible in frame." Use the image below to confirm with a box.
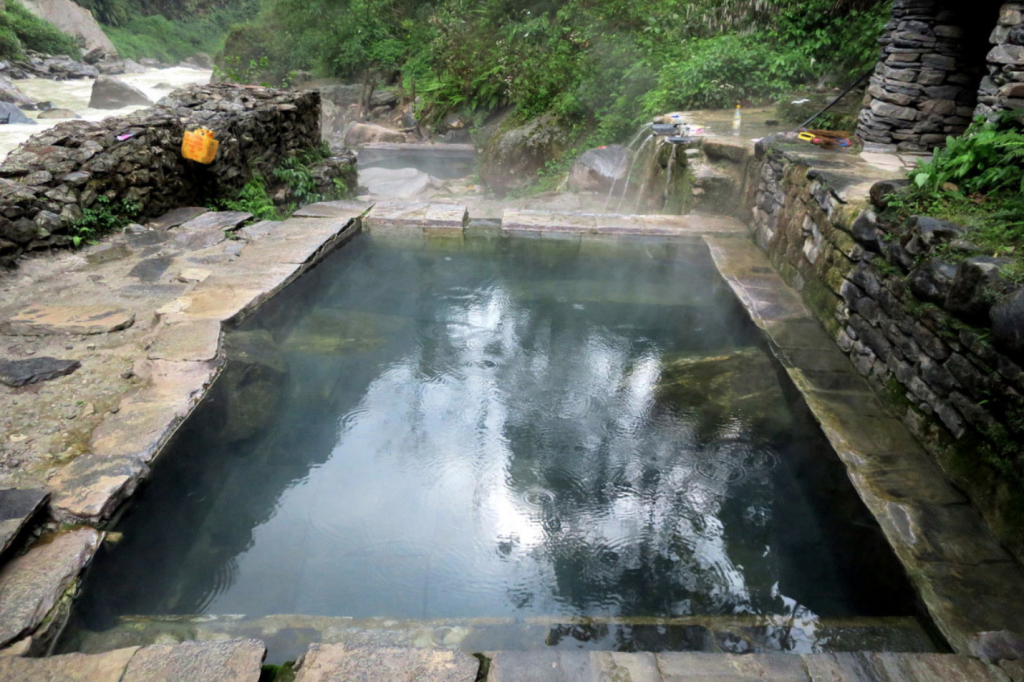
[0,67,212,159]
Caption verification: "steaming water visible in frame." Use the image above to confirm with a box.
[0,67,211,158]
[614,134,652,213]
[70,233,917,632]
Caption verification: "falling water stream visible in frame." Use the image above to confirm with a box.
[614,134,653,214]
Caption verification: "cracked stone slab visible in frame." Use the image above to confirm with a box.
[592,652,660,682]
[657,653,810,681]
[641,214,747,235]
[122,638,265,682]
[148,207,209,231]
[0,488,47,557]
[177,211,253,233]
[366,201,468,231]
[238,221,280,241]
[47,454,147,524]
[803,652,1009,682]
[485,650,591,682]
[0,357,81,387]
[147,320,222,362]
[90,359,217,464]
[0,528,101,647]
[1,305,135,336]
[127,256,174,282]
[0,646,138,682]
[292,200,372,220]
[294,643,478,682]
[502,209,597,233]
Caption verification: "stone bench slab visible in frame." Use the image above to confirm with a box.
[1,305,135,336]
[0,488,47,558]
[294,643,479,682]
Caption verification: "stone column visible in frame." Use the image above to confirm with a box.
[857,0,982,152]
[976,3,1024,118]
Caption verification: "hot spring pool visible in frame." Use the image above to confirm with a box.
[64,233,934,659]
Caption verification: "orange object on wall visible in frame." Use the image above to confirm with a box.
[181,128,219,164]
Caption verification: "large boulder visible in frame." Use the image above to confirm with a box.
[181,53,214,70]
[88,77,153,109]
[358,166,439,199]
[567,144,632,192]
[20,0,117,56]
[0,76,37,110]
[0,102,35,125]
[992,288,1024,362]
[343,121,405,146]
[479,113,571,196]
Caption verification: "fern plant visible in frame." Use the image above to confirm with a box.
[910,114,1024,197]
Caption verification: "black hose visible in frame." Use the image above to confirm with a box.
[791,68,874,133]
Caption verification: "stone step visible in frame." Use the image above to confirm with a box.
[65,613,939,666]
[501,209,747,236]
[0,638,264,682]
[487,651,1017,682]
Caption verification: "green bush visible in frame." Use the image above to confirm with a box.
[0,25,23,60]
[0,1,81,60]
[70,197,141,247]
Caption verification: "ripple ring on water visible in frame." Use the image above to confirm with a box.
[523,488,556,506]
[695,459,746,484]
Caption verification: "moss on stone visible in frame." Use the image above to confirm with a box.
[801,279,842,336]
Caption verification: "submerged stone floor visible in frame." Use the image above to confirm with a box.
[1,195,1023,678]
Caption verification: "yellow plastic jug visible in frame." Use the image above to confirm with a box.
[182,128,219,164]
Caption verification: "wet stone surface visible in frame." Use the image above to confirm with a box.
[294,643,479,682]
[0,357,81,388]
[0,488,47,556]
[0,528,100,647]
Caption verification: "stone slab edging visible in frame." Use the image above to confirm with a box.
[0,202,367,657]
[703,233,1024,655]
[49,205,367,526]
[0,637,266,681]
[501,209,747,237]
[487,650,1017,681]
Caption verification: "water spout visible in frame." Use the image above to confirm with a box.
[661,144,679,212]
[615,134,652,214]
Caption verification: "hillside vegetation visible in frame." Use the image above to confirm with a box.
[0,0,82,60]
[220,0,890,140]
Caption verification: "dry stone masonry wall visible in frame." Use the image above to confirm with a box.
[0,84,322,265]
[857,0,997,151]
[749,140,1024,565]
[977,3,1024,118]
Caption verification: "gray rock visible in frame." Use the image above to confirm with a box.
[177,211,252,233]
[0,75,37,110]
[0,102,35,125]
[0,647,138,681]
[122,639,265,682]
[0,488,48,558]
[294,643,477,682]
[0,356,81,387]
[971,630,1024,664]
[480,113,571,196]
[181,53,214,70]
[908,215,965,248]
[88,76,153,109]
[851,210,883,252]
[1,304,135,336]
[945,257,1013,323]
[147,207,208,230]
[870,178,910,209]
[369,89,399,108]
[567,144,632,192]
[85,242,132,264]
[0,529,101,647]
[992,289,1024,361]
[36,108,80,119]
[127,256,173,282]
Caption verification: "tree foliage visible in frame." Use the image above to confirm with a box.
[220,0,890,141]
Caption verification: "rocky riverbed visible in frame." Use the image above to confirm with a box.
[0,65,211,158]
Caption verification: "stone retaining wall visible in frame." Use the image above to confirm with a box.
[0,84,322,265]
[856,0,996,151]
[977,3,1024,118]
[748,141,1024,565]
